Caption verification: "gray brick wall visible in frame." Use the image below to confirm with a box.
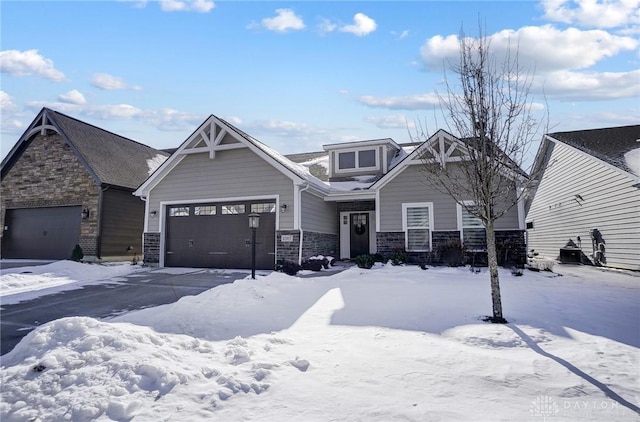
[302,231,339,260]
[337,201,375,212]
[143,232,161,264]
[276,230,300,263]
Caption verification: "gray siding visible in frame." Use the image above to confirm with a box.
[527,142,640,271]
[147,148,295,231]
[379,165,520,231]
[301,191,338,234]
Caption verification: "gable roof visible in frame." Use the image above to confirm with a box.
[547,125,640,175]
[1,108,169,190]
[134,115,331,197]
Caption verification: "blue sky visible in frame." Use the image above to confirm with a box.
[1,0,638,163]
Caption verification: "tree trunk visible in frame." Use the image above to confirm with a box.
[485,221,506,323]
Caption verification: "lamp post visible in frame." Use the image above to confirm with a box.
[248,212,260,279]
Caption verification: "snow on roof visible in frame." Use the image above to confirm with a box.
[624,147,640,177]
[146,153,169,176]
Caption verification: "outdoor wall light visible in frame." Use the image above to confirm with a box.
[150,210,158,217]
[280,204,288,213]
[81,208,90,219]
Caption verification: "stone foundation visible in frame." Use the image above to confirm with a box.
[276,230,300,263]
[301,231,339,260]
[143,232,161,264]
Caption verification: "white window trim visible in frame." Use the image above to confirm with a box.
[402,202,434,252]
[334,147,380,174]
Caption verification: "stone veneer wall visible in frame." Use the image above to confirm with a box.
[301,231,339,261]
[0,132,101,257]
[336,201,375,213]
[275,230,339,264]
[376,230,526,267]
[143,232,161,264]
[276,230,300,263]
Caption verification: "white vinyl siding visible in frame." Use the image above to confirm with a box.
[146,148,295,232]
[402,202,434,251]
[527,141,640,271]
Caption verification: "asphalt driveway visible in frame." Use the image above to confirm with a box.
[1,268,248,356]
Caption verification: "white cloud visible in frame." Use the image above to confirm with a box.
[0,50,65,82]
[391,29,410,40]
[365,114,415,129]
[340,13,377,37]
[254,9,305,33]
[420,25,638,72]
[358,93,441,110]
[58,89,86,105]
[159,0,214,13]
[541,0,640,28]
[91,73,141,91]
[23,101,204,133]
[539,69,640,100]
[0,90,18,112]
[317,18,338,35]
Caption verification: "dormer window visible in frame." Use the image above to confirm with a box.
[336,149,378,172]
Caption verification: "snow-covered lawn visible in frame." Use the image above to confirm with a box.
[1,263,639,421]
[0,261,147,305]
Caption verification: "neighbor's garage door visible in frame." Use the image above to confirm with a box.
[2,206,81,260]
[165,200,276,269]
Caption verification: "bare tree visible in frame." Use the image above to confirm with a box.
[415,26,546,323]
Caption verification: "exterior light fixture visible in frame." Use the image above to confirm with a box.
[248,213,260,279]
[81,208,90,219]
[280,204,288,213]
[150,210,157,217]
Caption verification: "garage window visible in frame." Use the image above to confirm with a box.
[251,203,276,213]
[169,206,190,217]
[221,204,245,214]
[195,205,216,216]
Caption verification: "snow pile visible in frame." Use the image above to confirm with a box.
[0,261,145,304]
[1,264,639,421]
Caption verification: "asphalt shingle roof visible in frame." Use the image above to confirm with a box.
[46,109,169,189]
[549,125,640,175]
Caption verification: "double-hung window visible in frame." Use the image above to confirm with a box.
[402,202,434,251]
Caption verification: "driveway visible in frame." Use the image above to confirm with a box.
[1,268,247,356]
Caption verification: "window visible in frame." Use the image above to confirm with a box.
[221,204,245,214]
[169,206,189,217]
[194,205,216,216]
[460,203,482,228]
[251,203,276,213]
[338,151,356,169]
[458,201,486,250]
[402,203,433,251]
[358,149,376,168]
[336,149,377,172]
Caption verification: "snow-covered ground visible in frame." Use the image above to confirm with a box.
[0,260,147,305]
[1,263,639,421]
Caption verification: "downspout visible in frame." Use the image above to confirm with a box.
[298,183,310,265]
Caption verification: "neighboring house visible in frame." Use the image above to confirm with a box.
[526,125,640,271]
[134,115,526,269]
[1,108,169,261]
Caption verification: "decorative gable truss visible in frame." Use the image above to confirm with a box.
[179,118,246,160]
[408,130,470,167]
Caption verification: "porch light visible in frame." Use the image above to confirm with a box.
[280,204,288,213]
[81,208,90,219]
[150,210,157,217]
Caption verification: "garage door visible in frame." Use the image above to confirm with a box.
[2,206,82,260]
[165,200,276,269]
